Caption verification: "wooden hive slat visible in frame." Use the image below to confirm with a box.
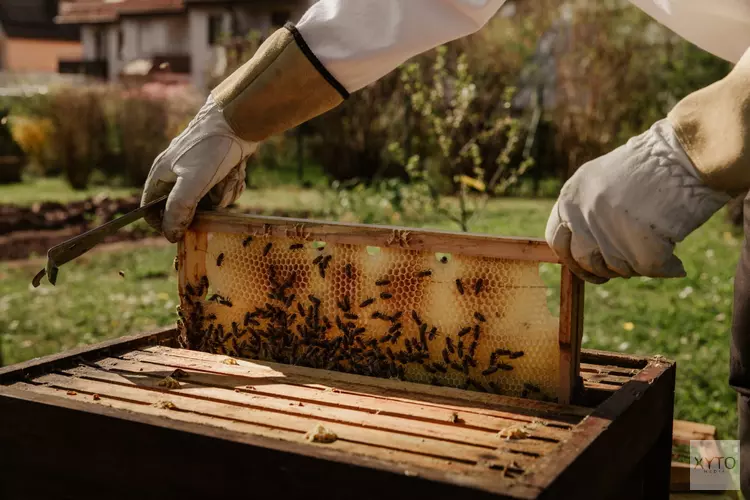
[179,212,585,404]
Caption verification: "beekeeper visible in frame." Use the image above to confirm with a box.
[142,0,750,491]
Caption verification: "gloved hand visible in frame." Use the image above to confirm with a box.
[545,119,730,284]
[141,96,258,242]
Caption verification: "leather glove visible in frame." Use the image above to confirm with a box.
[545,119,730,284]
[141,23,348,242]
[141,96,257,242]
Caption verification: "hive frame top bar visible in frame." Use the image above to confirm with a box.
[191,211,560,264]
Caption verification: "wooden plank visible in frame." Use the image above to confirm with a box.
[85,356,571,445]
[673,419,717,444]
[557,268,585,404]
[39,368,549,458]
[134,345,590,422]
[30,373,542,469]
[0,327,176,384]
[191,211,560,263]
[177,229,207,349]
[579,349,648,370]
[0,386,539,500]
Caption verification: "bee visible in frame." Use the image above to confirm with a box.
[462,357,470,375]
[390,331,402,343]
[457,341,464,359]
[489,352,498,366]
[284,294,295,308]
[430,377,442,387]
[451,362,463,371]
[475,278,484,295]
[173,256,179,271]
[263,243,273,257]
[442,348,450,364]
[440,256,449,264]
[432,363,447,373]
[416,270,432,278]
[469,341,478,357]
[524,383,541,393]
[482,366,499,376]
[312,255,323,265]
[322,255,333,267]
[242,235,253,247]
[343,295,350,311]
[359,298,375,308]
[319,266,326,278]
[297,303,306,317]
[411,310,422,325]
[457,327,471,338]
[289,243,304,250]
[380,292,393,300]
[216,253,225,266]
[474,312,486,323]
[424,364,436,374]
[498,363,513,371]
[375,279,391,286]
[473,325,481,341]
[344,263,353,279]
[208,293,221,302]
[386,347,395,360]
[344,312,359,321]
[186,283,195,296]
[488,382,502,394]
[391,311,403,322]
[207,313,217,321]
[466,377,480,390]
[455,279,464,295]
[371,311,385,320]
[509,351,525,359]
[388,323,402,334]
[495,348,511,356]
[404,339,413,354]
[305,294,319,306]
[445,337,455,354]
[380,334,392,344]
[428,327,439,341]
[397,365,405,380]
[521,389,529,398]
[419,324,428,348]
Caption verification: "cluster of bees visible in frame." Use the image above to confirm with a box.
[177,237,545,398]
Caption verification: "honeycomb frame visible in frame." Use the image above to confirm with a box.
[177,211,584,404]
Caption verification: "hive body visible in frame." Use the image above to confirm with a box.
[180,226,561,399]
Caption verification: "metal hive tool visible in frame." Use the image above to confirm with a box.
[177,212,585,403]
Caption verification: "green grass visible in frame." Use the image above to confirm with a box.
[0,176,138,206]
[0,185,741,440]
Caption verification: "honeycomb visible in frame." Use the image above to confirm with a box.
[178,229,560,400]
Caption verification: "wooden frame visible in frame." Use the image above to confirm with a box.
[181,211,585,404]
[0,328,674,500]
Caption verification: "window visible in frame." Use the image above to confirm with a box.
[270,10,290,28]
[208,13,224,46]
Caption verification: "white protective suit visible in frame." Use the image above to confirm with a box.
[142,0,750,284]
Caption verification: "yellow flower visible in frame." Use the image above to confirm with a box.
[623,322,635,331]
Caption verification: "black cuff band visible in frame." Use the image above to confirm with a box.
[284,22,349,100]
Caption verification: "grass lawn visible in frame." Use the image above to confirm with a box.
[0,185,742,440]
[0,176,138,205]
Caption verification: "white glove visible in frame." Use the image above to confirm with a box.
[141,95,258,242]
[545,119,730,284]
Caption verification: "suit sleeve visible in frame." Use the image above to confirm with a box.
[297,0,507,92]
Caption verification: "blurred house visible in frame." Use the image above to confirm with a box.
[56,0,314,90]
[0,0,81,73]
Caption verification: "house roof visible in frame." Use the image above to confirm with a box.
[0,0,79,41]
[57,0,185,24]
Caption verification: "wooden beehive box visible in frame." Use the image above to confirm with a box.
[0,328,675,499]
[177,212,584,404]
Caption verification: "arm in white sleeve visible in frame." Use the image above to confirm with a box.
[297,0,507,93]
